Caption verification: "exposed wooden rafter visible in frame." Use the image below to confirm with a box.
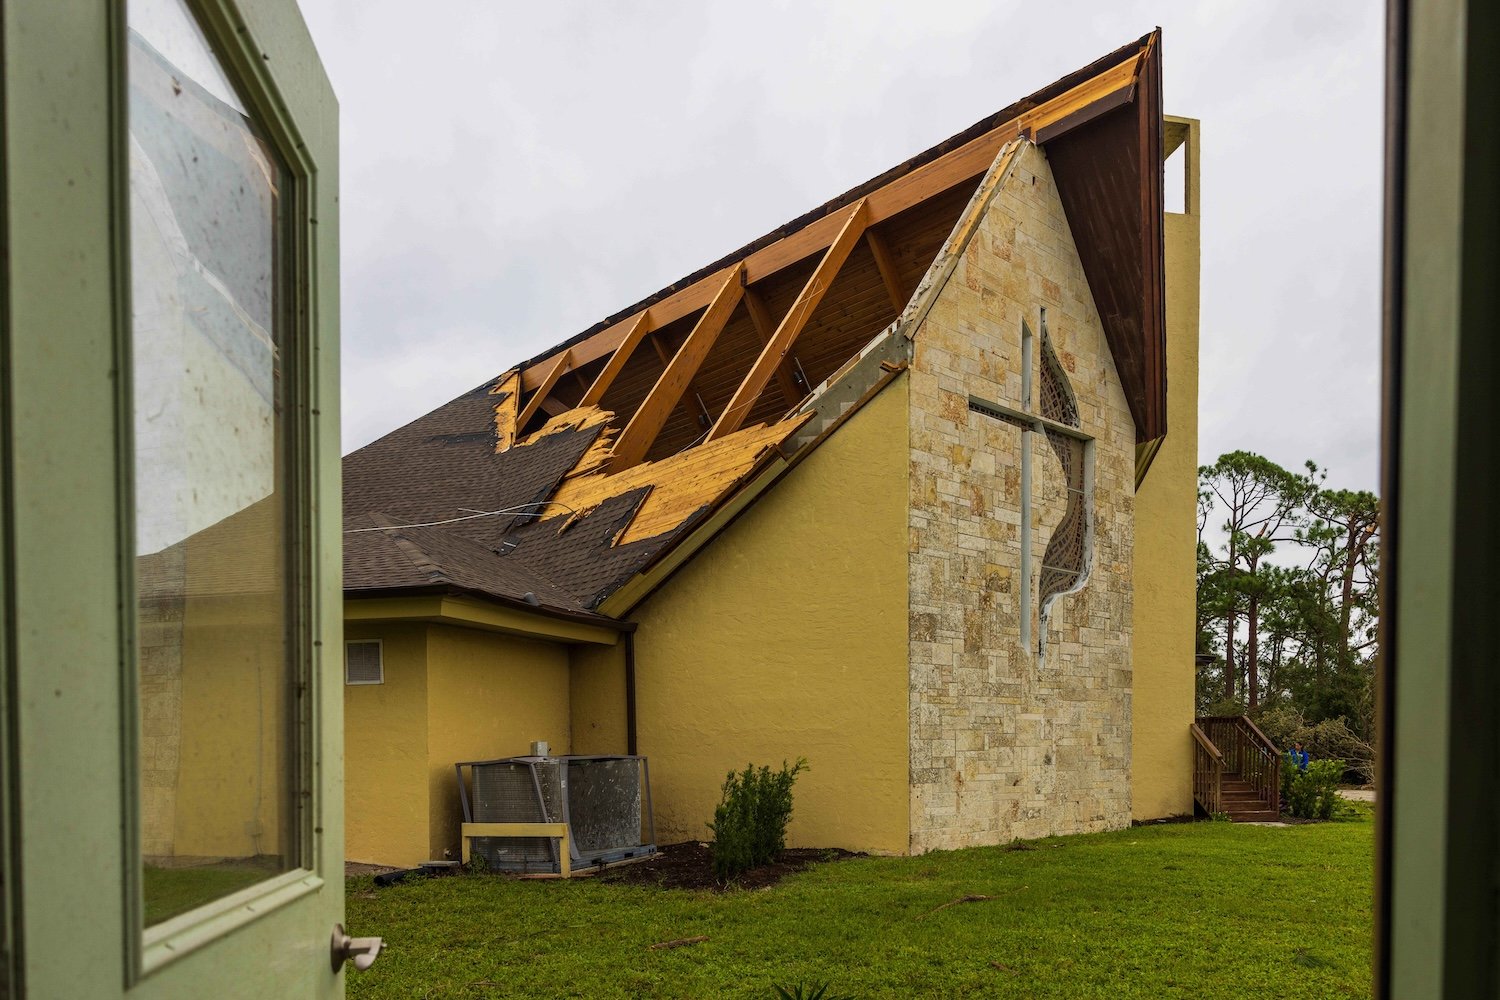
[709,200,869,442]
[646,332,713,427]
[742,288,803,407]
[611,263,747,470]
[865,227,908,314]
[517,350,570,434]
[518,54,1140,393]
[579,310,652,407]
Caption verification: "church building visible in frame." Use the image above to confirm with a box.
[340,30,1201,866]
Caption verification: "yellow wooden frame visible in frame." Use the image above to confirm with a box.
[460,822,571,879]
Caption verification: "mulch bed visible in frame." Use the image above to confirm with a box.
[599,841,862,892]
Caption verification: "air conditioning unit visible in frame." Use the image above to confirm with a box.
[455,754,657,876]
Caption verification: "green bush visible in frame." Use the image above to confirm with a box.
[1283,758,1343,819]
[709,758,807,882]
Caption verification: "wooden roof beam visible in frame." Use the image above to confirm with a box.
[611,263,747,470]
[865,226,908,315]
[708,200,868,442]
[517,349,569,433]
[579,310,652,407]
[743,287,804,407]
[646,329,713,428]
[517,54,1142,393]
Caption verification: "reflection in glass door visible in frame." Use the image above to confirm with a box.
[127,0,300,927]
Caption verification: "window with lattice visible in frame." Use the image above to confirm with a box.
[1037,326,1090,622]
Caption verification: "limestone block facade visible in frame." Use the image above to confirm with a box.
[907,144,1136,852]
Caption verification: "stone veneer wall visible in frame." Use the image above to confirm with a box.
[907,143,1136,852]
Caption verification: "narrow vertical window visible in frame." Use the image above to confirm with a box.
[128,0,298,925]
[1036,318,1092,633]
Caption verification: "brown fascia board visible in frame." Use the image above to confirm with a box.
[344,582,636,632]
[513,30,1159,379]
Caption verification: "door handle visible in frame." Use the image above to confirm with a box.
[331,923,384,972]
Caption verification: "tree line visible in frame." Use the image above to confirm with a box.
[1195,451,1379,776]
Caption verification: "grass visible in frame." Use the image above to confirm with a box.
[143,860,279,925]
[344,807,1373,999]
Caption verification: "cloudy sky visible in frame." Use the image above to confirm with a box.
[298,1,1384,494]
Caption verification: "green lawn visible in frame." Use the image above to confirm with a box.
[344,809,1373,999]
[143,860,278,925]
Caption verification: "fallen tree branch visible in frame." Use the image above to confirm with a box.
[916,887,1027,920]
[648,935,709,951]
[917,894,995,920]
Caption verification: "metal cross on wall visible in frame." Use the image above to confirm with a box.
[968,308,1095,661]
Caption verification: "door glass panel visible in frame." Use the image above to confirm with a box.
[127,0,297,926]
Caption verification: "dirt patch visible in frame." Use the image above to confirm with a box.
[599,841,862,892]
[345,861,404,879]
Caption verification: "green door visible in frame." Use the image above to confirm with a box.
[2,0,351,995]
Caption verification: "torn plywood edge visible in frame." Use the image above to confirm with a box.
[547,415,811,546]
[491,370,521,452]
[518,404,613,450]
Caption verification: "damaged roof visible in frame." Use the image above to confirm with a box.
[343,31,1166,619]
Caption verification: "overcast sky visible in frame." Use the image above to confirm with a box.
[299,1,1384,494]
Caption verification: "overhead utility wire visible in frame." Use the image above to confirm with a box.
[343,501,576,534]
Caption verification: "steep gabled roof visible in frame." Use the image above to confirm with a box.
[343,32,1166,618]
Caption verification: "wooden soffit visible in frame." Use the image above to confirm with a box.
[1041,31,1167,443]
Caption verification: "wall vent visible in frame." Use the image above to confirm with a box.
[344,640,384,685]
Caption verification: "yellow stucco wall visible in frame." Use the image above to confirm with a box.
[424,625,572,861]
[570,641,629,755]
[610,379,911,854]
[1130,117,1201,820]
[343,623,430,866]
[171,594,289,861]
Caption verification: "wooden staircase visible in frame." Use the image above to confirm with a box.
[1192,716,1282,822]
[1217,773,1281,822]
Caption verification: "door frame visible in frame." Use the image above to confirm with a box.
[1379,0,1500,996]
[1,0,341,995]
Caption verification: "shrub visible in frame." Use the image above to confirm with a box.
[709,758,807,882]
[1284,759,1343,819]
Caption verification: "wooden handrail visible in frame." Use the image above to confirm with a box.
[1190,722,1223,762]
[1190,722,1224,816]
[1241,716,1281,756]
